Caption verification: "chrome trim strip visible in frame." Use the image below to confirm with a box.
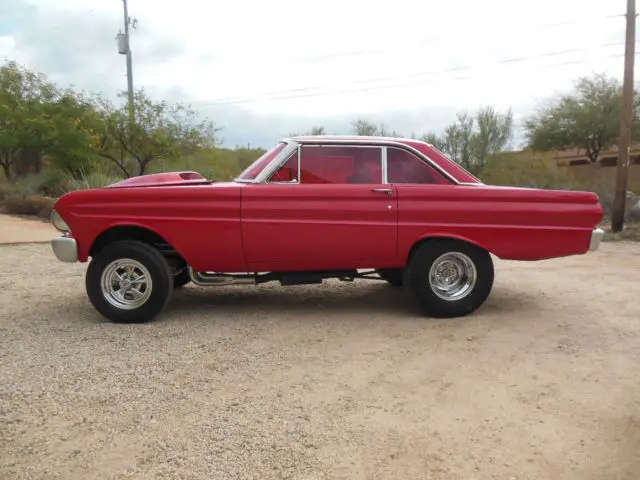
[266,146,301,184]
[382,146,388,184]
[254,140,299,183]
[284,136,461,185]
[589,227,604,252]
[51,236,79,263]
[296,144,301,183]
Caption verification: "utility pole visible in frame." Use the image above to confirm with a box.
[612,0,637,232]
[115,0,137,125]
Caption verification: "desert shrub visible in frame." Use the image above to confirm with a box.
[480,152,586,190]
[61,169,121,192]
[1,194,55,218]
[151,147,264,181]
[604,221,640,242]
[0,182,10,201]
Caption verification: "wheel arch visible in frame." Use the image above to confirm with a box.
[406,234,493,264]
[89,224,187,265]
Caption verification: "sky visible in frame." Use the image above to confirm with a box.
[0,0,633,149]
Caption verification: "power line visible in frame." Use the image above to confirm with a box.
[0,6,101,31]
[292,13,624,62]
[185,42,635,108]
[189,54,638,108]
[0,5,99,22]
[131,12,626,78]
[117,12,626,80]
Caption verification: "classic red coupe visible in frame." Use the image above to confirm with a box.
[49,135,604,323]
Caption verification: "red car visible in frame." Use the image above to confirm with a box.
[50,135,604,323]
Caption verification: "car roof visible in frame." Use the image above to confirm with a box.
[287,135,432,146]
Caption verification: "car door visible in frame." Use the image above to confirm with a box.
[241,143,398,272]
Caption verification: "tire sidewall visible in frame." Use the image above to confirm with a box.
[405,240,494,318]
[86,241,173,323]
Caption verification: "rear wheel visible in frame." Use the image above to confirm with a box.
[404,239,494,318]
[86,240,173,323]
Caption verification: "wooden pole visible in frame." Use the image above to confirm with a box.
[612,0,636,232]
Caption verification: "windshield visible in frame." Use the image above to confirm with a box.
[236,142,287,181]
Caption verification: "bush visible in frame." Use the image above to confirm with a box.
[1,194,55,218]
[480,152,586,190]
[604,221,640,242]
[62,170,120,191]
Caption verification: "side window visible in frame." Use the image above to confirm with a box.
[270,150,299,182]
[299,145,383,184]
[387,147,450,185]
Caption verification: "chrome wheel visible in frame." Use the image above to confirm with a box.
[428,252,477,301]
[100,258,153,310]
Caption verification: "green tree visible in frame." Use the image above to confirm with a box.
[471,106,514,172]
[0,61,57,180]
[0,61,98,181]
[45,89,103,179]
[420,132,447,152]
[350,119,401,137]
[90,89,220,177]
[523,73,640,163]
[288,125,327,136]
[422,106,513,174]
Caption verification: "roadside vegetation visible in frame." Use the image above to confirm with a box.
[1,60,638,239]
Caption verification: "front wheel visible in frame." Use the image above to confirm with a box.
[404,239,494,318]
[85,240,174,323]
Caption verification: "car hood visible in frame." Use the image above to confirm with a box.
[104,171,213,189]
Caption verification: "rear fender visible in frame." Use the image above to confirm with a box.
[407,233,492,263]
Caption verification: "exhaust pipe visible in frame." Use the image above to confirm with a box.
[188,267,256,286]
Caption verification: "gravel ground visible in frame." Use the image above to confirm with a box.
[0,214,56,244]
[1,242,639,480]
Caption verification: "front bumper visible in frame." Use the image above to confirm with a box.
[589,227,605,252]
[52,236,79,263]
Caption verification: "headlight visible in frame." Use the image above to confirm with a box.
[50,209,70,233]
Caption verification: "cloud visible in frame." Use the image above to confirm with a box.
[1,0,630,148]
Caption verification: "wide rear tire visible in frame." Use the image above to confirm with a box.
[404,239,494,318]
[86,240,173,323]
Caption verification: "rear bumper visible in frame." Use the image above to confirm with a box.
[589,227,604,252]
[51,236,79,263]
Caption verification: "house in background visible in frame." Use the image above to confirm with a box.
[553,143,640,167]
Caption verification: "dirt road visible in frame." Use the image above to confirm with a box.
[0,213,56,244]
[0,239,639,480]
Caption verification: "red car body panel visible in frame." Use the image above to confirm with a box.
[241,183,399,272]
[52,137,604,272]
[55,182,249,272]
[395,184,602,261]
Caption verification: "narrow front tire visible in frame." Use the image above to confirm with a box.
[85,240,173,323]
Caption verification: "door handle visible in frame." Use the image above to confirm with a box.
[371,188,393,196]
